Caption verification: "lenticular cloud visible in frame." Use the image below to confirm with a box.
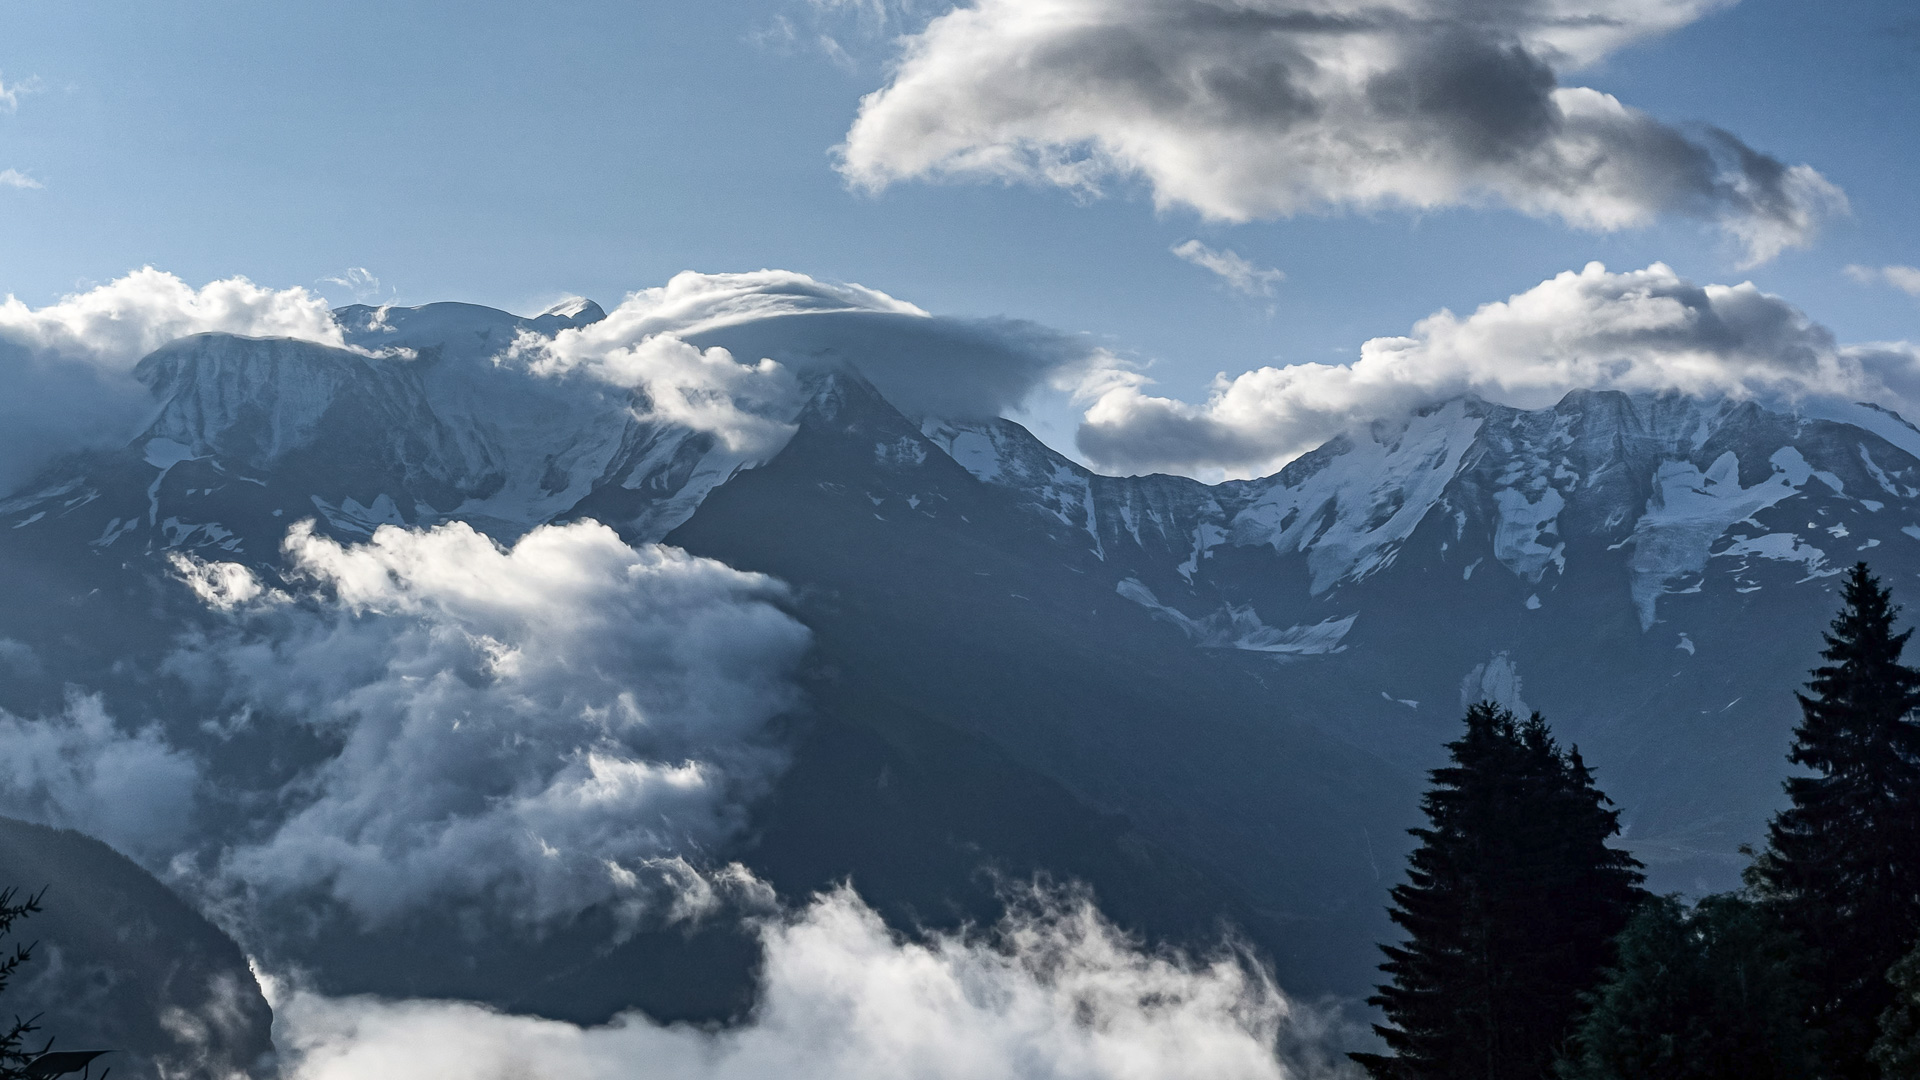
[172,518,811,927]
[274,884,1326,1080]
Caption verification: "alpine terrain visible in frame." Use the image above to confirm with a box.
[0,290,1909,1072]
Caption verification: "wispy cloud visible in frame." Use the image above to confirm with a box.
[0,169,41,190]
[1846,263,1920,298]
[0,74,42,113]
[1172,241,1285,298]
[754,0,926,69]
[320,267,385,302]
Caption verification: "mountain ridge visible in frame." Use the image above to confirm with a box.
[3,302,1918,1006]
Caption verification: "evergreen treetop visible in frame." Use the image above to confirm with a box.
[0,885,42,1080]
[1877,939,1920,1079]
[1557,892,1819,1080]
[1754,562,1920,1078]
[1353,703,1645,1080]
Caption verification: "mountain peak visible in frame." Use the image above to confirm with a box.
[530,297,607,332]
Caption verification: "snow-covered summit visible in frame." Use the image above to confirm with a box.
[534,296,608,326]
[928,387,1920,639]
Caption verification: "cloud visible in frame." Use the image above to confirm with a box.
[758,1,928,66]
[0,692,202,860]
[519,328,803,458]
[0,73,41,113]
[169,519,810,928]
[0,268,349,493]
[0,170,40,190]
[563,269,929,342]
[0,267,346,371]
[1074,261,1920,477]
[274,883,1345,1080]
[1846,263,1920,298]
[321,267,386,303]
[521,269,1105,427]
[1173,240,1286,297]
[505,269,927,454]
[838,0,1845,264]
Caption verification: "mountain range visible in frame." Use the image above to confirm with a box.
[2,296,1913,1073]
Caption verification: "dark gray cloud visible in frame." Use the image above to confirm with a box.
[839,0,1845,264]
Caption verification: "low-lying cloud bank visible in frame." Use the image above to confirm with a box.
[1074,262,1920,478]
[839,0,1843,264]
[0,692,201,861]
[168,518,810,928]
[0,514,1358,1075]
[275,884,1349,1080]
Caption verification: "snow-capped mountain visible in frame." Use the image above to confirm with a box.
[931,391,1920,641]
[3,298,1915,1003]
[926,388,1920,884]
[1,300,792,559]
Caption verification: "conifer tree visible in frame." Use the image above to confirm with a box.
[0,885,43,1080]
[1353,703,1646,1080]
[1753,562,1920,1078]
[1876,940,1920,1079]
[1557,893,1818,1080]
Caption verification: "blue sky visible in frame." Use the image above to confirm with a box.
[0,0,1915,454]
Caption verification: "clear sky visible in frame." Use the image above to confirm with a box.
[0,0,1915,454]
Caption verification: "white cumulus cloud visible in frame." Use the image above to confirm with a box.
[0,268,353,493]
[1075,261,1920,477]
[0,170,41,190]
[0,267,345,371]
[169,519,811,928]
[838,0,1845,265]
[520,329,803,458]
[274,884,1344,1080]
[1173,240,1286,297]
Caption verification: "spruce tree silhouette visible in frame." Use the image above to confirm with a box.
[0,885,46,1080]
[1876,940,1920,1079]
[0,888,106,1080]
[1754,563,1920,1079]
[1557,893,1819,1080]
[1353,704,1644,1080]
